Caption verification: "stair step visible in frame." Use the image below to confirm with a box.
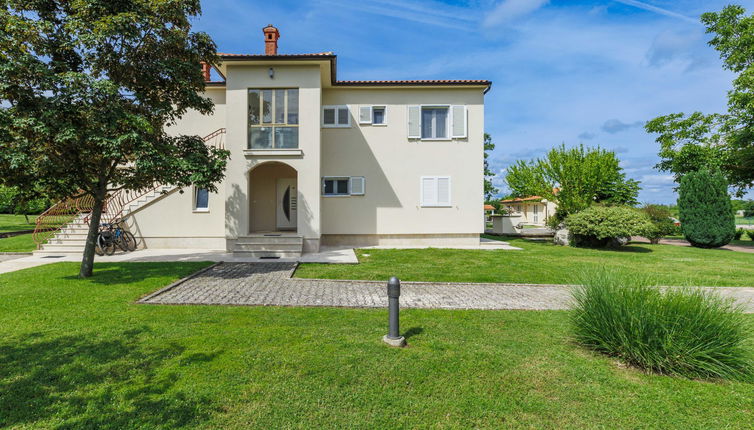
[233,243,303,252]
[232,250,302,258]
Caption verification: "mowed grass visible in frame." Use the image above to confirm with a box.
[0,213,37,233]
[0,233,36,252]
[295,236,754,287]
[0,262,752,429]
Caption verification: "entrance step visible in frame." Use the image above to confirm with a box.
[233,234,303,258]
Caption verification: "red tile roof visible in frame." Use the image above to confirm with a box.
[213,52,491,91]
[484,204,495,210]
[500,196,544,203]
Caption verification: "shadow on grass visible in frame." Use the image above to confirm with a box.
[60,262,211,286]
[403,327,424,340]
[0,327,218,429]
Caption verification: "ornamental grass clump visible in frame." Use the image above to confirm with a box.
[571,269,753,381]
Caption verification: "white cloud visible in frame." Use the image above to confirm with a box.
[613,0,700,25]
[483,0,549,27]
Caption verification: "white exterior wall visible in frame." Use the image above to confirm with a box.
[320,88,484,245]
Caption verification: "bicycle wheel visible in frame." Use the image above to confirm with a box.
[122,231,137,252]
[95,233,105,256]
[98,232,115,256]
[115,231,129,252]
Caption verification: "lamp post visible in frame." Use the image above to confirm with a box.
[382,276,406,347]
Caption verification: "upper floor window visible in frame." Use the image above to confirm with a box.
[323,105,350,128]
[421,107,449,139]
[407,105,467,140]
[358,106,387,125]
[248,88,299,149]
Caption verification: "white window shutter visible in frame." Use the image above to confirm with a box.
[407,106,421,138]
[451,105,467,138]
[421,177,437,206]
[359,106,372,124]
[437,177,451,206]
[350,177,365,195]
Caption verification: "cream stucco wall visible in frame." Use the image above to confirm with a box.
[128,88,228,249]
[223,65,322,252]
[126,63,488,251]
[319,88,484,240]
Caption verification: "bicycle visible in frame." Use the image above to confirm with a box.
[95,221,137,256]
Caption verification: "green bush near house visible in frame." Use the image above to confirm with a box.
[642,204,678,243]
[566,206,653,248]
[571,269,753,381]
[734,228,745,240]
[678,170,735,248]
[747,230,754,241]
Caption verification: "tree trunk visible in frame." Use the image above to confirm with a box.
[24,213,29,224]
[79,193,105,278]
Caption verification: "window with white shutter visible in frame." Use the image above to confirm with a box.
[407,105,421,138]
[350,177,365,195]
[322,105,351,128]
[359,106,372,124]
[420,176,451,207]
[322,176,366,196]
[451,105,467,138]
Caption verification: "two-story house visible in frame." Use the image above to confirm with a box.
[125,25,491,257]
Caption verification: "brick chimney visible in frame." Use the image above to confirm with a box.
[263,24,280,55]
[200,62,211,81]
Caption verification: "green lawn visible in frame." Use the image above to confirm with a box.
[0,233,36,252]
[295,236,754,287]
[0,213,37,233]
[0,262,751,429]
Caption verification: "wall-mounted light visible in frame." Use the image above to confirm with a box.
[268,67,274,79]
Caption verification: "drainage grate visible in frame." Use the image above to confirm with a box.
[259,256,280,260]
[263,234,282,237]
[42,255,64,259]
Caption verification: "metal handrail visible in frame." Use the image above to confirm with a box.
[32,128,227,248]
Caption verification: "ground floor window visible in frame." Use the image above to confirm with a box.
[420,176,451,207]
[194,188,209,211]
[322,177,366,196]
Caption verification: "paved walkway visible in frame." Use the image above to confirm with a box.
[139,262,754,312]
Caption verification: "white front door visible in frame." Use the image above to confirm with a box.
[533,205,539,224]
[276,178,297,230]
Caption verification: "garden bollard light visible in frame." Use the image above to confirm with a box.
[382,276,406,347]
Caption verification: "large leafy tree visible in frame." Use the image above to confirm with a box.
[0,0,229,277]
[506,144,640,223]
[483,133,499,201]
[645,5,754,194]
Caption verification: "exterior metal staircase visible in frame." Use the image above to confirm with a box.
[32,129,226,254]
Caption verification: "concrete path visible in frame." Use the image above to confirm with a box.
[0,247,359,275]
[0,238,523,275]
[139,262,754,312]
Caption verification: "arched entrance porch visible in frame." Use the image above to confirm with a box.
[248,161,298,233]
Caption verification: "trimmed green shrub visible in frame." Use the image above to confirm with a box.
[566,206,653,248]
[642,204,677,244]
[571,269,753,380]
[678,170,735,248]
[747,230,754,241]
[734,228,745,240]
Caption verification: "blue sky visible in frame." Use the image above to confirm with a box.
[194,0,754,204]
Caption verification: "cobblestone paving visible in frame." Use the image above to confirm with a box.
[139,262,754,312]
